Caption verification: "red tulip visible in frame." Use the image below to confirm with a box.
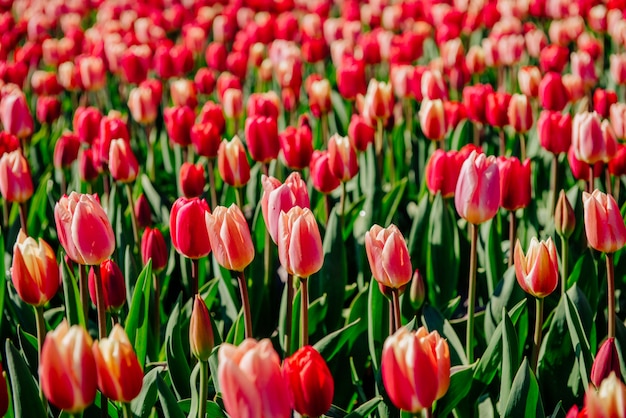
[140,227,168,273]
[53,132,80,169]
[539,44,569,73]
[348,114,375,152]
[73,106,101,145]
[361,79,394,124]
[507,94,533,133]
[205,204,255,272]
[245,116,280,163]
[610,102,626,140]
[191,122,221,159]
[328,134,358,182]
[425,149,466,198]
[120,44,152,85]
[591,338,621,388]
[247,92,280,120]
[179,162,205,198]
[77,55,106,91]
[419,99,447,141]
[0,149,33,203]
[583,190,626,254]
[537,110,571,155]
[169,197,211,259]
[307,78,332,117]
[282,346,334,418]
[454,151,500,224]
[539,72,569,111]
[170,78,198,109]
[514,237,559,298]
[189,295,214,361]
[365,224,412,289]
[127,83,160,125]
[518,66,541,98]
[0,90,33,139]
[98,115,130,166]
[571,51,597,89]
[217,136,250,188]
[223,88,243,120]
[279,115,314,170]
[593,89,618,119]
[261,172,310,244]
[164,105,195,147]
[194,67,216,95]
[336,56,365,101]
[310,150,340,194]
[485,92,512,128]
[610,53,626,85]
[87,259,126,311]
[31,70,61,96]
[36,96,61,124]
[278,207,323,278]
[79,148,99,183]
[462,83,493,124]
[108,139,139,183]
[496,157,531,211]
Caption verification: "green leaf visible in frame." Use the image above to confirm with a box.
[344,396,384,418]
[131,367,160,418]
[125,260,152,367]
[382,178,407,226]
[437,364,475,417]
[564,292,593,389]
[503,358,545,418]
[367,281,389,371]
[422,306,467,366]
[499,308,520,416]
[314,319,363,363]
[61,259,85,328]
[165,299,191,399]
[548,402,567,418]
[481,216,505,297]
[484,267,525,341]
[5,340,45,418]
[187,361,200,418]
[157,372,185,418]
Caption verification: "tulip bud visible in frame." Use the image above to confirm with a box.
[73,106,102,145]
[134,194,152,229]
[572,112,610,165]
[348,114,375,152]
[496,157,531,211]
[279,115,314,170]
[518,66,541,98]
[409,269,426,310]
[514,237,559,298]
[11,230,59,306]
[328,133,358,182]
[189,295,214,361]
[571,51,597,89]
[141,227,168,273]
[282,346,334,417]
[593,89,618,119]
[365,224,413,289]
[507,94,533,133]
[539,44,569,73]
[539,72,569,112]
[53,132,80,169]
[245,116,280,164]
[195,68,216,96]
[308,78,332,117]
[583,190,626,254]
[170,78,197,109]
[222,88,244,120]
[362,79,394,124]
[164,106,195,147]
[278,207,324,278]
[462,83,493,124]
[425,149,465,198]
[419,99,447,141]
[537,110,571,155]
[584,372,626,417]
[36,96,61,125]
[0,149,33,203]
[92,324,143,402]
[127,83,159,125]
[247,92,280,120]
[191,122,221,159]
[205,205,255,272]
[88,259,126,311]
[485,92,512,128]
[79,148,99,183]
[310,150,340,194]
[609,145,626,177]
[217,136,250,188]
[108,139,139,183]
[0,90,33,139]
[555,190,576,239]
[170,197,211,260]
[336,56,367,100]
[591,338,622,388]
[454,151,500,225]
[77,55,106,91]
[179,162,205,198]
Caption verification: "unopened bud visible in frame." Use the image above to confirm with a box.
[555,190,576,238]
[409,269,425,310]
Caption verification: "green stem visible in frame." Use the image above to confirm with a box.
[300,276,309,347]
[191,259,199,296]
[198,360,208,418]
[340,181,347,230]
[285,273,293,356]
[79,265,88,323]
[391,288,401,333]
[531,297,544,373]
[466,223,478,363]
[237,270,253,339]
[235,186,244,209]
[550,155,558,217]
[94,265,108,418]
[560,235,569,294]
[122,403,132,418]
[125,183,139,248]
[508,211,516,268]
[35,305,48,410]
[376,119,383,182]
[607,252,616,339]
[146,124,155,182]
[207,159,218,209]
[499,129,506,157]
[19,202,28,236]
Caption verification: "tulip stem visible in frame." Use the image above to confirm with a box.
[94,265,108,418]
[340,181,347,230]
[198,360,208,418]
[153,272,161,344]
[35,305,48,410]
[146,124,155,182]
[125,183,139,249]
[531,297,544,373]
[79,265,89,322]
[519,133,526,161]
[376,119,383,182]
[391,288,402,333]
[422,407,433,418]
[19,202,28,236]
[122,403,132,418]
[285,273,293,356]
[206,159,218,209]
[588,164,595,194]
[499,129,506,157]
[237,270,253,339]
[606,252,616,339]
[191,259,199,296]
[2,199,8,230]
[605,168,613,197]
[550,155,558,216]
[508,211,516,267]
[235,186,244,209]
[466,223,478,363]
[300,276,309,347]
[560,235,569,294]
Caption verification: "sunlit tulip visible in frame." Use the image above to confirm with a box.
[583,190,626,254]
[164,105,194,147]
[205,205,255,272]
[169,197,211,259]
[518,66,541,98]
[454,151,500,225]
[496,157,531,211]
[539,72,568,111]
[310,150,341,194]
[514,237,559,298]
[507,94,533,133]
[73,106,102,145]
[419,99,447,141]
[278,207,323,278]
[261,173,310,244]
[0,149,33,203]
[572,112,614,165]
[328,134,358,182]
[108,139,139,183]
[279,115,314,170]
[365,224,412,289]
[245,116,280,164]
[179,162,205,198]
[0,90,33,139]
[127,83,159,125]
[537,110,572,155]
[217,136,250,188]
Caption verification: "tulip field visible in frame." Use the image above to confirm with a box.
[2,0,626,417]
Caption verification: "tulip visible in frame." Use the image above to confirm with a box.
[420,69,448,101]
[571,51,597,89]
[278,207,323,278]
[593,89,618,119]
[537,110,572,155]
[336,56,367,100]
[572,112,613,165]
[79,148,99,183]
[348,114,376,152]
[218,339,291,418]
[222,88,244,120]
[108,139,139,183]
[555,190,576,239]
[77,55,106,91]
[381,327,450,413]
[539,44,569,73]
[92,324,143,403]
[134,194,152,229]
[282,346,334,417]
[507,94,533,133]
[563,74,585,104]
[195,68,216,95]
[518,66,541,98]
[179,162,205,198]
[585,373,626,418]
[53,133,80,169]
[365,224,412,289]
[170,78,197,109]
[11,230,59,306]
[245,116,280,164]
[485,92,512,128]
[205,205,255,272]
[279,115,314,170]
[40,321,97,413]
[54,193,115,265]
[261,173,310,244]
[310,150,341,194]
[591,338,621,388]
[191,122,221,160]
[141,227,168,273]
[0,132,20,156]
[247,92,280,120]
[120,45,152,85]
[127,83,159,125]
[87,259,126,311]
[419,99,447,141]
[308,78,332,117]
[454,151,500,225]
[610,53,626,85]
[497,157,531,211]
[217,136,251,188]
[409,269,426,310]
[583,190,626,254]
[328,134,358,182]
[539,72,569,111]
[568,147,604,182]
[169,197,211,260]
[462,84,493,124]
[361,79,393,124]
[98,116,130,166]
[31,70,61,96]
[443,101,467,130]
[189,295,214,362]
[164,106,195,147]
[425,149,465,198]
[513,237,559,298]
[73,106,101,145]
[0,149,33,203]
[36,96,61,125]
[610,103,626,140]
[0,90,33,139]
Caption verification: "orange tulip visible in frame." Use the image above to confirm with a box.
[513,237,559,298]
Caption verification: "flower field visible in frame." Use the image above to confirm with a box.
[0,0,625,417]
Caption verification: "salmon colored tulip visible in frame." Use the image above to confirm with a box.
[454,151,500,225]
[507,94,533,133]
[217,136,251,188]
[381,327,450,413]
[0,149,33,203]
[40,320,97,413]
[328,133,358,182]
[365,224,412,289]
[573,112,614,165]
[11,230,59,306]
[0,90,33,140]
[205,204,255,272]
[108,139,139,183]
[127,83,160,125]
[513,237,559,298]
[419,99,447,141]
[54,193,115,265]
[92,325,143,403]
[583,190,626,253]
[585,372,626,418]
[277,207,323,278]
[261,173,310,244]
[169,197,211,259]
[189,295,214,362]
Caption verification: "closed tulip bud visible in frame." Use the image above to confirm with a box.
[485,92,512,128]
[0,90,33,139]
[40,321,97,413]
[538,110,571,155]
[222,88,243,119]
[217,136,250,188]
[191,122,221,159]
[54,192,115,265]
[593,89,618,119]
[189,295,214,361]
[409,269,426,310]
[425,149,465,198]
[179,162,205,198]
[92,325,143,403]
[381,327,450,413]
[571,51,597,89]
[108,139,139,183]
[362,79,394,123]
[73,106,102,145]
[514,237,559,298]
[336,56,367,100]
[283,346,334,417]
[79,148,99,183]
[205,42,227,72]
[573,112,609,165]
[36,96,61,125]
[170,197,211,259]
[164,106,195,147]
[218,339,291,418]
[348,114,375,152]
[539,44,569,73]
[53,132,80,169]
[609,145,626,177]
[555,190,576,239]
[308,78,332,117]
[583,190,626,253]
[11,230,59,306]
[539,72,569,111]
[454,151,500,224]
[419,99,447,141]
[518,66,541,98]
[141,227,167,273]
[365,224,412,289]
[278,207,323,278]
[508,94,533,133]
[462,83,493,124]
[328,133,359,182]
[206,205,254,272]
[601,121,618,163]
[591,338,621,389]
[77,55,106,91]
[261,173,310,244]
[127,84,159,125]
[216,73,241,102]
[0,149,33,203]
[194,68,216,95]
[497,157,531,211]
[610,103,626,140]
[584,372,626,418]
[87,259,126,311]
[279,115,314,170]
[310,150,341,194]
[98,116,130,166]
[134,194,151,229]
[245,116,279,164]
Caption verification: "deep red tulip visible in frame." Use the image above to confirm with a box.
[170,197,211,259]
[497,157,531,211]
[141,227,167,273]
[539,72,569,111]
[180,162,205,198]
[53,133,80,169]
[310,150,340,194]
[88,259,126,311]
[538,110,571,155]
[164,106,195,147]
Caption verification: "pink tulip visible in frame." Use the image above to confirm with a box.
[585,372,626,418]
[0,149,33,203]
[572,111,607,165]
[277,207,323,278]
[327,133,358,182]
[261,173,310,244]
[205,205,255,272]
[583,190,626,254]
[365,224,412,289]
[454,151,500,225]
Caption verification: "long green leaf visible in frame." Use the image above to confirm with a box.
[503,358,544,418]
[125,260,152,367]
[5,340,45,418]
[61,259,85,328]
[131,367,160,418]
[437,365,474,417]
[314,319,363,363]
[165,299,191,399]
[344,396,384,418]
[157,372,185,418]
